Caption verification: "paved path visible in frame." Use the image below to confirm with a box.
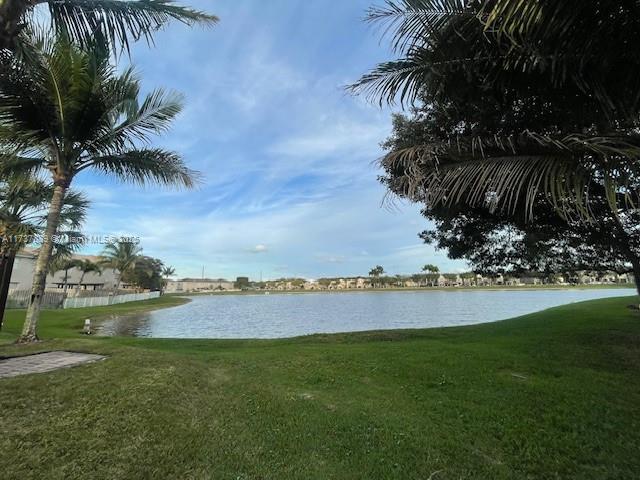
[0,351,106,379]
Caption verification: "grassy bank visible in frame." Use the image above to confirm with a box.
[0,295,190,342]
[0,296,639,479]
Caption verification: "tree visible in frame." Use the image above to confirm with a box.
[122,255,163,291]
[460,272,476,286]
[421,264,439,286]
[162,265,175,279]
[48,257,81,291]
[0,0,217,52]
[383,110,640,279]
[100,240,143,291]
[353,1,640,293]
[161,265,175,293]
[75,259,102,291]
[368,265,385,287]
[0,176,88,328]
[1,33,197,342]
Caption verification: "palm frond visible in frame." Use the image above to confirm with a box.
[348,56,433,106]
[89,86,184,153]
[46,0,219,54]
[381,132,640,221]
[82,148,200,188]
[366,0,473,52]
[59,190,90,229]
[0,153,45,179]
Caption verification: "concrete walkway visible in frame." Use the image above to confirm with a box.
[0,351,106,379]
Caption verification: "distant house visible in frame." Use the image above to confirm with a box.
[505,276,522,286]
[475,274,493,287]
[598,271,619,284]
[520,276,543,286]
[165,278,235,293]
[570,271,597,285]
[618,273,632,284]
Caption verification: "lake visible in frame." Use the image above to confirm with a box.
[96,288,636,339]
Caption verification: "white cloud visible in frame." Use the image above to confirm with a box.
[251,244,269,253]
[268,117,389,159]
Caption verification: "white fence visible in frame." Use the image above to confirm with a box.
[63,291,160,309]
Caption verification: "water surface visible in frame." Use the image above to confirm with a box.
[97,288,636,339]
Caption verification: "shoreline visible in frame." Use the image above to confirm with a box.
[169,283,635,297]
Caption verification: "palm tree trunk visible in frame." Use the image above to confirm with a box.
[18,184,67,343]
[0,249,16,330]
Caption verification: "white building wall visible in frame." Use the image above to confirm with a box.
[9,251,119,292]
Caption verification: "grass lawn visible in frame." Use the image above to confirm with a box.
[0,295,639,479]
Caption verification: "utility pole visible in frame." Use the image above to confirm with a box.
[201,266,204,280]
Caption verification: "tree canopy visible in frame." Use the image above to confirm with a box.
[354,0,640,292]
[352,0,640,221]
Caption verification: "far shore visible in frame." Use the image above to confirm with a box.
[168,283,635,297]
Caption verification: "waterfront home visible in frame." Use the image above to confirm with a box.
[570,271,597,285]
[10,249,121,293]
[520,276,543,286]
[598,271,620,284]
[475,274,493,287]
[505,276,523,286]
[165,278,235,293]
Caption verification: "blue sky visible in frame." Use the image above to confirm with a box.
[76,0,467,280]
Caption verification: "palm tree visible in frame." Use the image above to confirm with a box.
[422,264,439,287]
[100,240,143,291]
[161,265,175,293]
[75,259,103,291]
[0,176,88,329]
[368,265,385,288]
[48,257,81,291]
[162,265,175,279]
[1,33,198,342]
[422,264,439,274]
[0,0,217,52]
[351,1,640,220]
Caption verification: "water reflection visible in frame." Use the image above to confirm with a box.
[98,313,154,337]
[95,288,636,339]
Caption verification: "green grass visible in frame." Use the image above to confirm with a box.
[1,295,639,479]
[0,295,189,342]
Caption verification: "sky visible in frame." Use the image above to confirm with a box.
[75,0,468,280]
